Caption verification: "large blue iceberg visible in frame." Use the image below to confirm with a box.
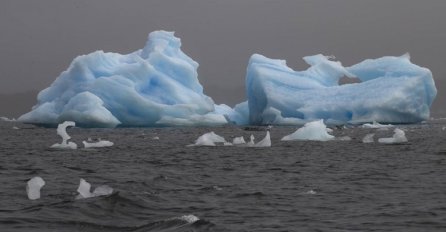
[19,31,227,127]
[246,53,436,125]
[19,31,436,127]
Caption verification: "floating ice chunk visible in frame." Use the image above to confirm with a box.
[12,126,19,130]
[232,136,246,145]
[246,53,436,125]
[26,177,45,200]
[178,215,200,223]
[442,126,446,131]
[362,133,375,143]
[82,140,114,148]
[303,190,317,195]
[76,178,113,199]
[362,121,393,129]
[152,136,160,140]
[50,121,78,149]
[92,185,114,196]
[281,120,335,141]
[19,31,227,128]
[337,136,352,141]
[254,131,271,147]
[189,131,227,146]
[223,142,233,146]
[246,134,255,146]
[378,128,408,144]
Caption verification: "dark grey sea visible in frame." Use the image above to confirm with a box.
[1,119,446,232]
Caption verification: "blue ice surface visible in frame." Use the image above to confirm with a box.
[19,31,437,127]
[19,31,227,127]
[245,53,437,125]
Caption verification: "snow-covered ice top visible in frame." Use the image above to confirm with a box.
[19,31,226,128]
[246,53,437,125]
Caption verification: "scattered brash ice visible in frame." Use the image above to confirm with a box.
[281,120,335,141]
[27,177,45,200]
[50,121,77,149]
[378,128,408,144]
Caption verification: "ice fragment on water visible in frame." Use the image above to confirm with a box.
[362,133,375,143]
[27,177,45,200]
[281,120,334,141]
[378,128,408,144]
[178,215,199,223]
[51,121,77,149]
[76,178,113,199]
[189,131,227,146]
[232,136,246,145]
[82,140,114,148]
[246,134,255,146]
[254,131,271,147]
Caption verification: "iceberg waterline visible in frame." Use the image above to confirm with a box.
[19,31,437,128]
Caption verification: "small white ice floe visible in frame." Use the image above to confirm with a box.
[177,215,200,223]
[12,126,19,130]
[253,131,271,147]
[82,140,114,148]
[232,136,246,145]
[281,120,334,141]
[336,136,352,141]
[152,136,160,140]
[188,131,227,146]
[303,189,317,195]
[362,133,375,143]
[27,176,45,200]
[362,121,394,129]
[76,178,113,199]
[378,128,408,144]
[51,121,77,149]
[442,126,446,131]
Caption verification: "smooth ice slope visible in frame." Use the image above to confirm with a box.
[246,53,437,125]
[19,31,226,127]
[26,177,45,200]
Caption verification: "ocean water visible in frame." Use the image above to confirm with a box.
[1,120,446,232]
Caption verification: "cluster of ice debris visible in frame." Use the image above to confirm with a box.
[17,30,436,128]
[50,121,113,149]
[189,131,271,147]
[26,177,112,200]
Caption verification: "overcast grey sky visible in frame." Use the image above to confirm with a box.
[0,0,445,116]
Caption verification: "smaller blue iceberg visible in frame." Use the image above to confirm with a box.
[19,31,227,127]
[246,53,436,125]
